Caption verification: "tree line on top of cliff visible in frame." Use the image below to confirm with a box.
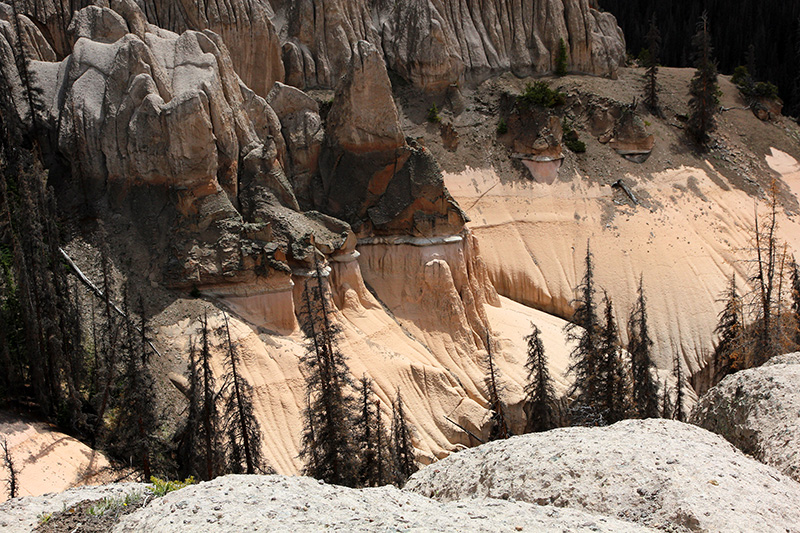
[600,0,800,117]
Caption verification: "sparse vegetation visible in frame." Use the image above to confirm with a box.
[518,82,566,109]
[148,476,196,497]
[496,119,508,135]
[427,103,442,123]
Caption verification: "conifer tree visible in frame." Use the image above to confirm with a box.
[199,312,223,481]
[564,242,604,424]
[688,11,719,148]
[485,333,509,440]
[108,291,157,478]
[555,38,568,76]
[643,15,662,116]
[660,378,674,420]
[391,391,417,486]
[713,275,744,384]
[177,339,203,480]
[598,293,631,424]
[299,257,359,487]
[523,323,558,432]
[1,437,17,499]
[627,277,659,418]
[355,376,391,486]
[673,352,685,422]
[219,312,265,475]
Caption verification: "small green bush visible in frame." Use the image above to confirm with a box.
[518,82,566,109]
[565,138,586,153]
[752,81,779,99]
[731,65,750,87]
[427,103,441,123]
[496,119,508,135]
[149,476,196,497]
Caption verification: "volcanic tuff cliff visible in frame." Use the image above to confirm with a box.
[1,0,618,472]
[3,0,800,483]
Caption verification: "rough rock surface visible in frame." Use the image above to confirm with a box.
[134,0,284,97]
[9,0,624,93]
[690,352,800,482]
[0,476,654,532]
[112,475,654,532]
[406,419,800,532]
[380,0,626,91]
[0,482,148,531]
[318,40,466,236]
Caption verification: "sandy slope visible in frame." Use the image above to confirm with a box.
[444,157,800,376]
[0,414,113,503]
[153,238,575,475]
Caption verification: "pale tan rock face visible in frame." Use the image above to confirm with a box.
[325,40,405,154]
[135,0,284,98]
[381,0,625,91]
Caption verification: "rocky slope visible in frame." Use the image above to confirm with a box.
[406,419,800,532]
[690,352,800,482]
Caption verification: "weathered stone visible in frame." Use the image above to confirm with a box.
[690,352,800,482]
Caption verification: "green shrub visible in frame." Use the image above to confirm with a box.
[752,81,779,99]
[565,138,586,153]
[427,103,441,123]
[496,119,508,135]
[149,476,196,497]
[731,65,750,86]
[518,82,566,109]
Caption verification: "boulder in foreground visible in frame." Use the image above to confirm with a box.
[691,352,800,482]
[405,419,800,532]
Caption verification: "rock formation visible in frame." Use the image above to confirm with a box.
[690,352,800,482]
[9,0,625,93]
[318,39,466,236]
[1,475,653,532]
[406,419,800,532]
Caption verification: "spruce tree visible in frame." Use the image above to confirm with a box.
[713,275,744,384]
[1,437,17,499]
[391,391,417,486]
[485,333,509,440]
[219,312,265,475]
[199,312,223,481]
[660,378,674,420]
[177,339,204,480]
[299,257,359,487]
[354,376,392,487]
[564,242,604,424]
[108,291,157,479]
[791,258,800,348]
[673,352,685,422]
[643,15,662,116]
[555,38,568,76]
[523,323,558,432]
[598,293,631,424]
[627,276,659,418]
[688,11,719,148]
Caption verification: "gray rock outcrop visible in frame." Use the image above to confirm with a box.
[317,40,466,236]
[406,419,800,532]
[690,352,800,482]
